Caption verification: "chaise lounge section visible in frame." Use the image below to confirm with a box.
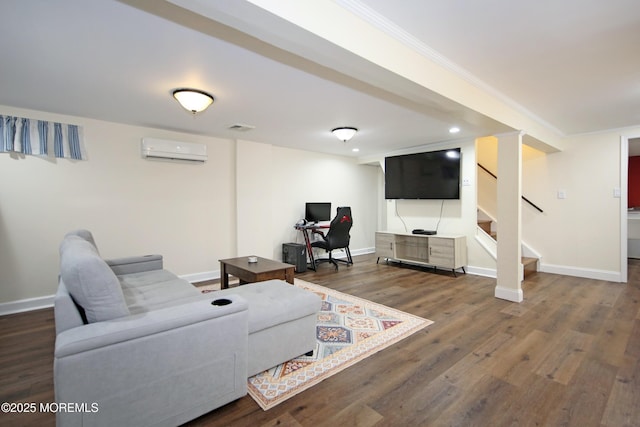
[54,230,321,426]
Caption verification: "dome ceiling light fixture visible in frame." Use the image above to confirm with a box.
[172,88,214,114]
[332,126,358,142]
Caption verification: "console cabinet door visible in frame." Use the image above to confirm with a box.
[375,232,395,258]
[428,237,455,268]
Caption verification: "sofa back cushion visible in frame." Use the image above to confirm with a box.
[64,229,100,254]
[60,236,129,323]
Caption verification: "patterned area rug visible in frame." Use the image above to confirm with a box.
[243,279,433,410]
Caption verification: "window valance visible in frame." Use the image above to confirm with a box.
[0,115,86,160]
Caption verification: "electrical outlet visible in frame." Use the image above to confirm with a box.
[462,178,471,186]
[557,190,567,199]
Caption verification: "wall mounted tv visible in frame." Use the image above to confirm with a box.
[385,148,461,200]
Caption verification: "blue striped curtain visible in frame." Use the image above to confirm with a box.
[0,115,86,160]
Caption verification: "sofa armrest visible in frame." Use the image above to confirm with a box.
[54,295,249,426]
[105,254,163,275]
[55,294,246,357]
[54,281,86,335]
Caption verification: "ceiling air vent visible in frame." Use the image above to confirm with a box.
[228,123,255,132]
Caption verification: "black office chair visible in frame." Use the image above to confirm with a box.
[311,206,354,270]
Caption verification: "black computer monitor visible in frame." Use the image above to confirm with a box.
[305,202,331,223]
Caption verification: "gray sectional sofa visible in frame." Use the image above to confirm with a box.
[54,230,321,426]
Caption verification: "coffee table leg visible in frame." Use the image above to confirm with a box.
[285,267,294,284]
[220,262,229,289]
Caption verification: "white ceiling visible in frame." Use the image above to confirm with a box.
[1,0,639,158]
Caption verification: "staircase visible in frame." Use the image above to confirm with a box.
[477,219,496,239]
[522,257,538,279]
[476,157,543,280]
[477,218,539,279]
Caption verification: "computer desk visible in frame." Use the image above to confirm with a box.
[294,222,330,271]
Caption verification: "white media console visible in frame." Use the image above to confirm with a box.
[375,231,467,276]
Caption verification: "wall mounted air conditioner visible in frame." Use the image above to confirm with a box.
[141,138,207,162]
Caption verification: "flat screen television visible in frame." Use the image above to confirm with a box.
[305,202,331,223]
[385,148,461,199]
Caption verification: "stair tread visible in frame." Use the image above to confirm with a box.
[522,257,538,279]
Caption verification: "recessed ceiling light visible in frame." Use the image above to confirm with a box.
[352,148,360,152]
[449,127,460,134]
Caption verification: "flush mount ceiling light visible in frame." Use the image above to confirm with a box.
[332,127,358,142]
[172,88,214,114]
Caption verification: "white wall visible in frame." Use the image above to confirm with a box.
[381,140,495,272]
[383,141,474,234]
[236,139,273,258]
[522,130,632,278]
[380,130,637,281]
[1,104,635,308]
[476,137,498,222]
[0,106,380,308]
[476,128,639,280]
[236,142,379,260]
[0,106,237,305]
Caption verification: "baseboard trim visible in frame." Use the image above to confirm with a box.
[466,263,622,283]
[0,273,222,317]
[351,247,376,256]
[540,263,622,283]
[0,294,55,316]
[465,266,497,278]
[321,247,375,260]
[179,270,219,284]
[494,285,524,303]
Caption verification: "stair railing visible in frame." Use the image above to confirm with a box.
[477,163,543,213]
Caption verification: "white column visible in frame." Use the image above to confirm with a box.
[495,131,524,302]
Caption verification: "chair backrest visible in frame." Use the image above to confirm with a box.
[325,206,352,249]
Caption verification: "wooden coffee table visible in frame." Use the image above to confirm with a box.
[219,256,295,289]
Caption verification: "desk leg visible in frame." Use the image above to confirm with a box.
[303,229,316,271]
[220,262,229,289]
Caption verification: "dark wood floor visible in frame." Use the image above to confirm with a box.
[1,255,639,426]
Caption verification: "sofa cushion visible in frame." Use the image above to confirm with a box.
[60,236,130,323]
[119,269,203,314]
[214,280,321,333]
